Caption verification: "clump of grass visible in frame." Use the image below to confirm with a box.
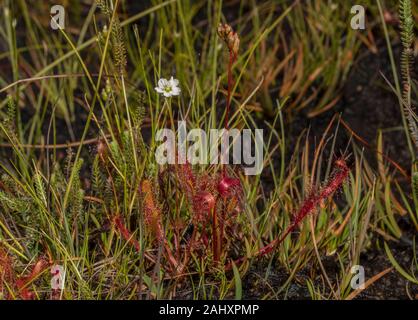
[261,158,350,256]
[230,158,350,266]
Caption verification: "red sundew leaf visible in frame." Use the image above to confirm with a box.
[174,163,218,218]
[176,163,197,200]
[16,258,48,300]
[140,180,164,241]
[217,176,241,198]
[260,159,350,257]
[193,191,216,222]
[318,158,349,199]
[114,215,140,252]
[16,278,33,300]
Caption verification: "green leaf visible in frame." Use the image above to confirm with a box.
[231,261,242,300]
[384,242,417,284]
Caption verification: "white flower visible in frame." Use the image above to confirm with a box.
[155,76,181,97]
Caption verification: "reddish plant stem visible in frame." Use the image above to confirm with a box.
[181,226,197,268]
[224,51,236,132]
[163,239,180,273]
[212,205,220,264]
[217,51,237,265]
[218,198,225,263]
[222,51,237,177]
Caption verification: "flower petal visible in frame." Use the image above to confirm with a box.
[169,77,179,87]
[171,87,181,96]
[158,78,168,88]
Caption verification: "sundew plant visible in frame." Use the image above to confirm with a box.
[0,0,417,300]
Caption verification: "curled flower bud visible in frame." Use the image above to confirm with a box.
[218,176,240,197]
[194,191,216,212]
[217,23,240,58]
